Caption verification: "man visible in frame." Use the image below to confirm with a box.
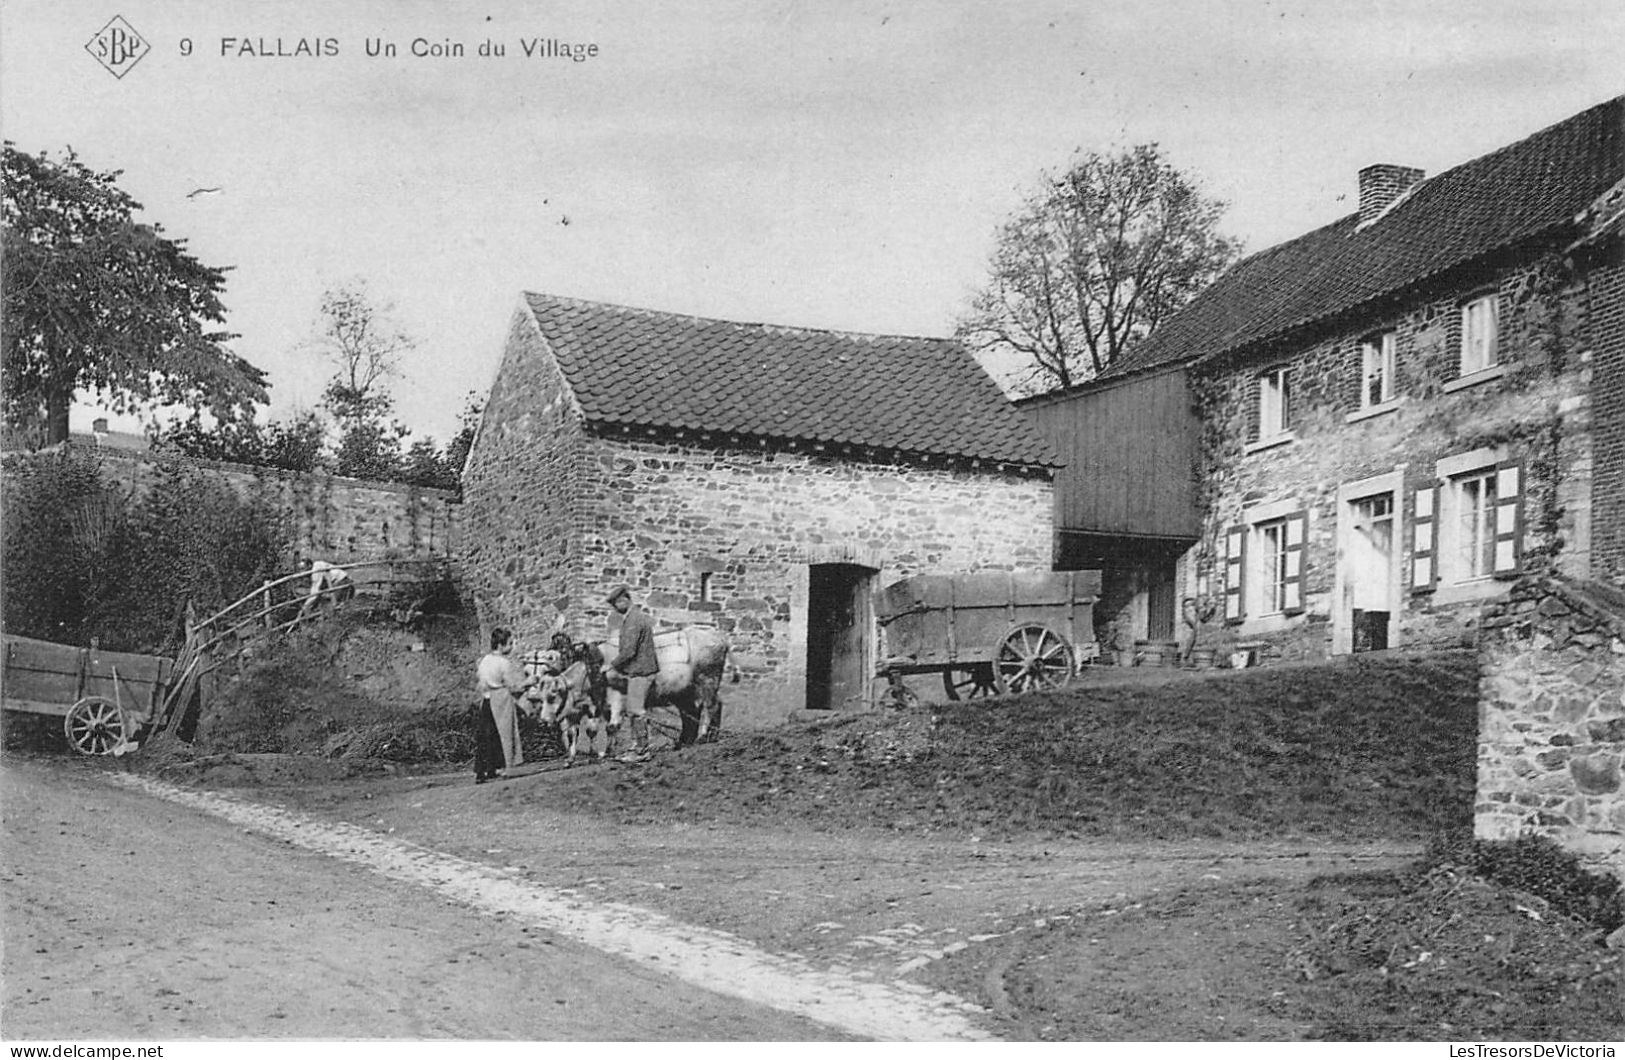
[296,557,354,621]
[604,585,658,762]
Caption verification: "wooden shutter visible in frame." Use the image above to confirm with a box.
[1282,511,1308,615]
[1493,460,1523,575]
[1411,484,1440,591]
[1224,525,1247,622]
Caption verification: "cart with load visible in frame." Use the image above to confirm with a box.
[875,569,1102,701]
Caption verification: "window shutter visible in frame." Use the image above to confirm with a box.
[1282,510,1308,615]
[1224,525,1247,622]
[1411,485,1440,591]
[1493,460,1523,575]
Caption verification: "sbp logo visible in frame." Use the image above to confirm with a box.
[85,16,150,79]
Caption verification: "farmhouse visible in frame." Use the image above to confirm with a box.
[459,293,1059,725]
[1027,94,1625,664]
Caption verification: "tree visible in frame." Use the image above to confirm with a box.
[152,408,326,473]
[311,281,411,430]
[1,144,267,444]
[958,144,1241,394]
[307,281,414,478]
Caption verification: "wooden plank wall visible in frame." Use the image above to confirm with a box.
[1021,368,1201,539]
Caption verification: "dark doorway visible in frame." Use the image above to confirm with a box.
[806,563,877,711]
[1147,566,1177,641]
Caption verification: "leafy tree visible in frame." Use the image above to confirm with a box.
[332,416,408,481]
[1,452,288,652]
[311,280,411,430]
[395,392,481,491]
[305,281,416,479]
[958,143,1241,393]
[1,144,267,444]
[153,408,327,473]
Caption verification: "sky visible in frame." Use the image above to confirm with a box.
[2,0,1623,443]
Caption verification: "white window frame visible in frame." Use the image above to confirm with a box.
[1460,293,1499,376]
[1451,468,1498,583]
[1259,366,1292,439]
[1360,332,1395,409]
[1425,447,1520,604]
[1256,518,1291,617]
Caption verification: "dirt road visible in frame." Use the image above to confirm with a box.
[0,754,853,1041]
[3,751,1426,1041]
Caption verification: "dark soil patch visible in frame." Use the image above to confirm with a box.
[919,866,1623,1041]
[533,650,1478,842]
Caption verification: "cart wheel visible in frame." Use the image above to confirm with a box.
[994,624,1075,694]
[64,697,130,756]
[942,665,1000,700]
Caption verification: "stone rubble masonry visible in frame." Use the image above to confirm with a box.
[460,307,1056,725]
[1478,575,1625,880]
[2,442,456,561]
[1185,252,1601,664]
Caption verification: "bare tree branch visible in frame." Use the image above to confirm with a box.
[957,144,1242,395]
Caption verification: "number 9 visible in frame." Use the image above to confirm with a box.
[180,38,192,56]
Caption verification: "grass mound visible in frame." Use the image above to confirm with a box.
[541,650,1478,841]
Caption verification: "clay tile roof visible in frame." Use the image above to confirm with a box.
[521,293,1060,468]
[1107,95,1625,379]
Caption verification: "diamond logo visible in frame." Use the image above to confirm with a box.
[85,16,151,79]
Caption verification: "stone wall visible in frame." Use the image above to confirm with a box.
[458,308,588,643]
[1478,575,1625,878]
[1185,252,1596,663]
[566,435,1054,723]
[3,443,457,561]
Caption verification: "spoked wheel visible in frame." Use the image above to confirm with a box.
[942,664,1000,700]
[63,697,130,756]
[994,624,1075,694]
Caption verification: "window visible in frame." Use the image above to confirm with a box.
[1360,332,1395,408]
[1412,457,1523,591]
[1460,294,1499,375]
[1455,469,1497,580]
[1259,366,1292,438]
[698,571,714,603]
[1258,519,1292,615]
[1224,509,1307,622]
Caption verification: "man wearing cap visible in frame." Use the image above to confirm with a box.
[605,585,658,761]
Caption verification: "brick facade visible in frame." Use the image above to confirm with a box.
[460,307,1056,725]
[1584,251,1625,580]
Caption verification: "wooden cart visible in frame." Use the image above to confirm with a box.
[1,634,196,755]
[875,569,1103,699]
[1,558,449,755]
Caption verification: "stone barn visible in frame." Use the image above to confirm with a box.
[459,293,1060,725]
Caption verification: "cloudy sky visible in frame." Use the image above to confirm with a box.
[2,0,1622,442]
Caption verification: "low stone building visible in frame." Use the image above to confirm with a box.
[1029,95,1625,664]
[459,293,1059,724]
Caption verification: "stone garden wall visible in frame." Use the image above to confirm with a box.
[1478,575,1625,878]
[4,443,457,561]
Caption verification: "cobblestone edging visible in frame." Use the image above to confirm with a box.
[106,772,992,1041]
[1479,575,1625,877]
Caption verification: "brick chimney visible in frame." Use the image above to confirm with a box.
[1358,164,1425,224]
